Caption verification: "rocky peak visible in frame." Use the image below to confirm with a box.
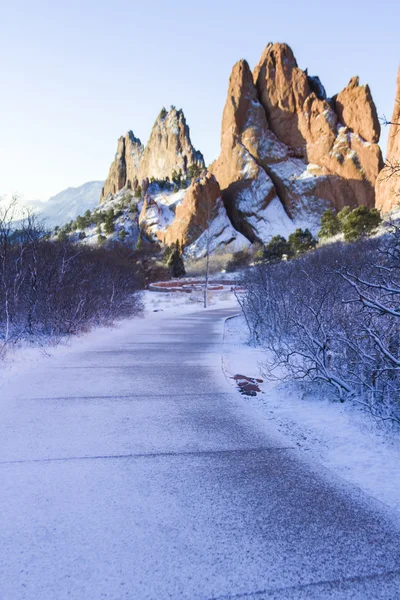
[210,41,384,241]
[253,42,312,151]
[385,68,400,159]
[334,77,380,143]
[138,107,204,183]
[101,136,128,201]
[125,131,144,190]
[100,107,204,203]
[376,67,400,213]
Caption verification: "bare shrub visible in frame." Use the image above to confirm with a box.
[0,203,142,347]
[238,225,400,424]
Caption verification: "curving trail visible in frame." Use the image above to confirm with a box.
[1,304,400,599]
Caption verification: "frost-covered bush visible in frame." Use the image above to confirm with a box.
[238,224,400,424]
[0,210,143,343]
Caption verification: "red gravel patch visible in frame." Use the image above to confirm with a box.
[232,374,264,396]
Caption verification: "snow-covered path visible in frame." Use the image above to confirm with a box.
[1,305,400,599]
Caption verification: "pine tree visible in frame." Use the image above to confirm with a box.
[118,229,128,242]
[318,209,341,238]
[288,228,317,255]
[263,235,292,262]
[342,206,382,242]
[167,242,186,278]
[337,206,352,223]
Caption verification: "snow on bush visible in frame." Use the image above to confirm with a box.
[0,208,143,348]
[237,222,400,425]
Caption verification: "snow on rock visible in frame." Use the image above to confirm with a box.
[139,185,187,238]
[185,199,250,259]
[268,158,330,232]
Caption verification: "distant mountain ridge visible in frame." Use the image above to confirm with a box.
[26,181,104,227]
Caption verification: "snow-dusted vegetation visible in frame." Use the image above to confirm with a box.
[237,221,400,425]
[0,204,142,354]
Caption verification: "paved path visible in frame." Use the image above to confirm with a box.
[1,306,400,599]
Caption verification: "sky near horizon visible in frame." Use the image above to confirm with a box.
[1,0,399,203]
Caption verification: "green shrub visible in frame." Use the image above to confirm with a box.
[226,250,252,272]
[187,164,202,179]
[58,230,68,242]
[104,220,115,235]
[118,229,128,242]
[337,206,352,223]
[263,235,292,262]
[342,206,382,242]
[288,228,317,255]
[319,209,341,238]
[167,242,186,278]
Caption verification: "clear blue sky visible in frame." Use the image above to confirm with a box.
[1,0,399,202]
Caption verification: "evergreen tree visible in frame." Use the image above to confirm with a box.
[263,235,292,262]
[118,229,128,242]
[288,228,317,255]
[337,205,352,223]
[163,243,175,264]
[187,164,202,180]
[136,232,145,251]
[342,206,382,242]
[167,242,186,278]
[134,185,142,199]
[318,209,341,238]
[104,209,115,234]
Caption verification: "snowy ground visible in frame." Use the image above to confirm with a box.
[2,289,400,598]
[223,313,400,516]
[0,289,236,392]
[2,288,399,518]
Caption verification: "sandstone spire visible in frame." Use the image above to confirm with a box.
[334,76,380,143]
[100,108,204,203]
[210,60,287,242]
[210,42,383,238]
[100,136,128,201]
[138,108,204,183]
[376,67,400,213]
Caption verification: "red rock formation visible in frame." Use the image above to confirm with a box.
[101,137,127,200]
[376,67,400,213]
[101,43,387,252]
[253,43,311,152]
[335,77,380,143]
[100,108,204,203]
[211,41,383,234]
[210,60,286,241]
[252,43,383,211]
[157,172,220,247]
